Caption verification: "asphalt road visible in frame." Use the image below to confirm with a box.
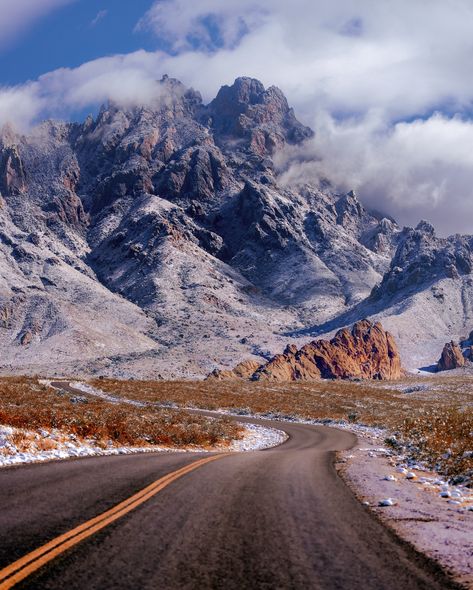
[0,386,461,590]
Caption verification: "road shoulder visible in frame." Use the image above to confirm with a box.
[337,431,473,589]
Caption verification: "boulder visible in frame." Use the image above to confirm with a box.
[206,360,262,381]
[437,341,465,371]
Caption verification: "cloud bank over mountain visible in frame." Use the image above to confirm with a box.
[1,0,473,234]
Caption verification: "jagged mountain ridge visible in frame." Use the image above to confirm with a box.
[0,76,471,378]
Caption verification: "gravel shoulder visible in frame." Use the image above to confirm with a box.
[337,431,473,589]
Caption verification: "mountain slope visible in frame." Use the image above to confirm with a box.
[0,76,470,377]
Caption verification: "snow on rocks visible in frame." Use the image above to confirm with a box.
[383,475,397,482]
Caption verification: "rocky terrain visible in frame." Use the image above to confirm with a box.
[1,75,473,378]
[209,320,402,382]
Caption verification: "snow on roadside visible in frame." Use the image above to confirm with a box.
[336,432,473,589]
[0,385,287,469]
[66,381,148,407]
[0,422,286,468]
[204,407,473,587]
[229,423,287,451]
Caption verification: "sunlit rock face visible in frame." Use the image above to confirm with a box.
[216,320,403,382]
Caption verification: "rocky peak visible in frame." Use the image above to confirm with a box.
[361,216,400,255]
[415,219,436,236]
[371,221,473,300]
[208,77,313,156]
[335,190,365,229]
[213,77,266,107]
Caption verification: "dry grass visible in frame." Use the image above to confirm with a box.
[0,377,242,449]
[391,407,473,480]
[91,375,473,481]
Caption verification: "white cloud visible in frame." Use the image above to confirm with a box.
[277,111,473,235]
[136,0,268,52]
[136,0,473,121]
[90,9,108,28]
[2,0,473,233]
[0,82,42,130]
[0,0,76,50]
[0,51,166,130]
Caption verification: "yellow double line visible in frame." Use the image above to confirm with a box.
[0,454,225,589]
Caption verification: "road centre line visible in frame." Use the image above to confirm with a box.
[0,454,226,589]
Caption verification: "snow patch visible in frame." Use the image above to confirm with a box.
[228,423,287,452]
[68,381,147,407]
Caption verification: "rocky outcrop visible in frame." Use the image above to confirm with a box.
[0,145,26,196]
[20,331,33,346]
[212,320,403,382]
[437,341,465,371]
[253,320,402,382]
[207,360,262,381]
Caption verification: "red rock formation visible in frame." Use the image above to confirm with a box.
[254,320,402,382]
[437,341,465,371]
[211,320,403,382]
[206,360,262,381]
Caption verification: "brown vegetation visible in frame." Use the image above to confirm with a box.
[0,377,242,449]
[393,407,473,480]
[92,375,473,481]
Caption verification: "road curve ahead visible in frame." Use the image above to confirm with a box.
[0,389,460,590]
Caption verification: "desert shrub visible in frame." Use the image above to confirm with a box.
[0,378,242,449]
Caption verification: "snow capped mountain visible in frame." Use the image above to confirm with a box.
[0,76,471,378]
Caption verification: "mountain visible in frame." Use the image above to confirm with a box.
[0,76,471,378]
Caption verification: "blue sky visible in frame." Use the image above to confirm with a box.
[0,1,159,85]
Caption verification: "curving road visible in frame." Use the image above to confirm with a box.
[0,385,461,589]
